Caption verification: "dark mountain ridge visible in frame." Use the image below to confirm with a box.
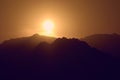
[82,33,120,56]
[0,34,119,80]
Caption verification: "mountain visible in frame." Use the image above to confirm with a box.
[82,33,120,56]
[0,34,55,51]
[0,35,119,80]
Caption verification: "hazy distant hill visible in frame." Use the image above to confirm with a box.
[82,33,120,56]
[0,34,55,50]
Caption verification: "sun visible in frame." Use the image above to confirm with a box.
[42,20,55,36]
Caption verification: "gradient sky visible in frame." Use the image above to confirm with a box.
[0,0,120,42]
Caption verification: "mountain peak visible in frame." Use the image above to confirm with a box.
[31,33,40,38]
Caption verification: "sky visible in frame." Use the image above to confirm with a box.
[0,0,120,42]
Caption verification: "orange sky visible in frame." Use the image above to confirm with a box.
[0,0,120,42]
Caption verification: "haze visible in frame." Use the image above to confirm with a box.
[0,0,120,42]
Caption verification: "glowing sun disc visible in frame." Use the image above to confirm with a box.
[42,20,55,36]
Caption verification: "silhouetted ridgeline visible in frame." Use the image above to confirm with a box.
[82,33,120,57]
[0,34,120,80]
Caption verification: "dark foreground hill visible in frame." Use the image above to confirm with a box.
[0,35,120,80]
[82,33,120,56]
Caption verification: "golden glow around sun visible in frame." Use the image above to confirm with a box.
[42,20,55,36]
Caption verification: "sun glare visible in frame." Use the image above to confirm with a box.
[42,20,55,36]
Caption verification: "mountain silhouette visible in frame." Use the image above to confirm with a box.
[0,34,119,80]
[82,33,120,57]
[0,34,55,51]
